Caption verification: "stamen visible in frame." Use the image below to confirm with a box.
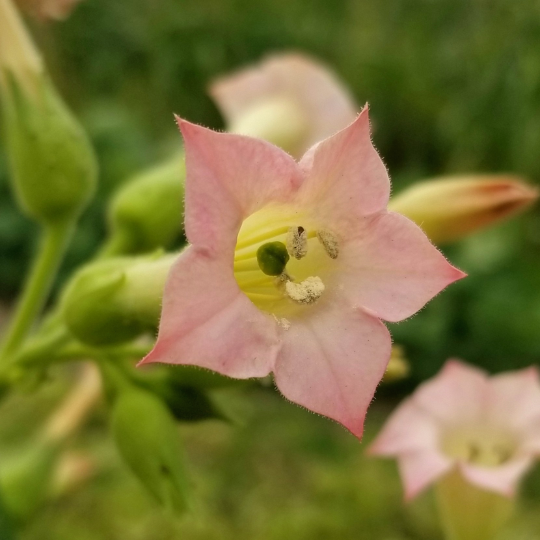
[286,226,308,260]
[285,276,325,304]
[317,229,339,259]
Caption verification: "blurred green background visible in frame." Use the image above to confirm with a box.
[1,0,540,537]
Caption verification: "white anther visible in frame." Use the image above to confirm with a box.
[286,226,308,260]
[285,276,325,305]
[273,315,291,330]
[317,229,339,259]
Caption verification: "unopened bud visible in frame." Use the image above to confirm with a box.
[103,155,185,256]
[0,0,97,225]
[111,387,189,513]
[383,345,410,383]
[61,252,176,346]
[389,175,538,244]
[0,439,60,520]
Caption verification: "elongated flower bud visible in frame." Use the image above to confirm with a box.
[389,175,538,244]
[102,155,185,256]
[0,0,97,226]
[61,252,176,346]
[111,386,189,513]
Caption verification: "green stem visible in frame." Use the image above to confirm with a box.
[95,228,134,259]
[0,221,73,364]
[435,470,513,540]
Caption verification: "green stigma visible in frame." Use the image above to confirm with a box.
[256,241,290,276]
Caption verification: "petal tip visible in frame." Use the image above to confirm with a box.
[137,350,160,368]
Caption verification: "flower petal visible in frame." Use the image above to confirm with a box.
[413,360,489,426]
[178,118,302,253]
[298,107,390,223]
[273,301,392,439]
[398,451,454,500]
[368,398,441,455]
[209,53,357,152]
[140,246,280,378]
[488,367,540,432]
[336,211,466,322]
[460,457,533,496]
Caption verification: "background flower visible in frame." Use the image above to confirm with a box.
[369,360,540,499]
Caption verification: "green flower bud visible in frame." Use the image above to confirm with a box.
[61,252,176,346]
[111,386,189,513]
[0,439,60,520]
[103,155,185,256]
[132,368,228,422]
[257,241,289,276]
[0,0,97,226]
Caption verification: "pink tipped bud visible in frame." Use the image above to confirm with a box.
[389,175,538,244]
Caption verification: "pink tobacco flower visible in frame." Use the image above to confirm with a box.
[369,360,540,498]
[15,0,82,20]
[209,53,357,158]
[141,108,464,438]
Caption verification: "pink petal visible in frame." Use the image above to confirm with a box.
[335,211,466,322]
[140,246,280,378]
[178,118,302,253]
[460,457,533,496]
[298,108,390,223]
[209,53,357,152]
[273,301,392,439]
[398,450,454,500]
[488,367,540,432]
[368,398,441,456]
[413,360,489,426]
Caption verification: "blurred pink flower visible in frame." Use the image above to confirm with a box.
[15,0,82,20]
[369,360,540,498]
[141,107,464,439]
[209,53,357,158]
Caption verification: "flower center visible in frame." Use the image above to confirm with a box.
[441,426,518,467]
[233,205,339,318]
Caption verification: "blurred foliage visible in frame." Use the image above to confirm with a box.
[0,384,535,540]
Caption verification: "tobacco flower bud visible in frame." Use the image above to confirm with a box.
[389,175,538,245]
[111,386,189,513]
[0,0,97,226]
[102,155,185,256]
[61,252,176,346]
